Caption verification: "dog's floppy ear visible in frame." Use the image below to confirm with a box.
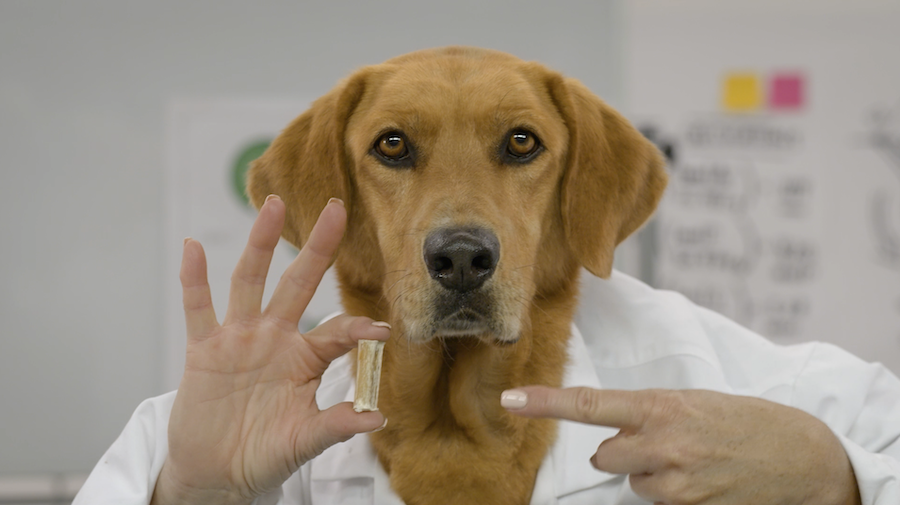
[246,70,369,249]
[548,76,668,278]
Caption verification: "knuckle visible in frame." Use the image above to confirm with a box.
[658,438,692,469]
[183,297,213,313]
[644,392,701,468]
[182,286,213,311]
[573,387,602,421]
[349,315,376,331]
[648,389,688,423]
[332,313,362,336]
[343,317,368,341]
[232,270,267,287]
[283,271,318,297]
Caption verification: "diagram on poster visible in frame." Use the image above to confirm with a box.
[625,1,900,372]
[865,100,900,268]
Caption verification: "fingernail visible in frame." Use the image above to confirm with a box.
[370,418,388,433]
[328,197,345,207]
[265,194,280,203]
[589,455,600,471]
[183,237,192,246]
[371,321,391,329]
[501,389,528,410]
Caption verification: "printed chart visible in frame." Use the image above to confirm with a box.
[625,1,900,372]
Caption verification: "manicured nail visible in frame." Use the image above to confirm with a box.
[265,194,280,203]
[501,389,528,410]
[370,418,388,433]
[328,197,345,207]
[371,321,391,329]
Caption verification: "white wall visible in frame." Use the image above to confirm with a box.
[0,0,624,476]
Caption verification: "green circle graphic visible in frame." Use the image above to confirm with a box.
[231,140,273,207]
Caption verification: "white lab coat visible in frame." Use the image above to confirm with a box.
[74,271,900,504]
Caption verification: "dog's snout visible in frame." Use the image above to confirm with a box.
[424,228,500,292]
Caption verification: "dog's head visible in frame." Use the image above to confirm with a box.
[248,47,666,344]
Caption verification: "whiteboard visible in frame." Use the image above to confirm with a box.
[625,1,900,372]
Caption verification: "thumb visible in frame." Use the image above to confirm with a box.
[297,403,386,461]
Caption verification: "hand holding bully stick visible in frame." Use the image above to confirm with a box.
[151,196,389,505]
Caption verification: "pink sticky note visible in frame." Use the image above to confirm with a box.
[769,73,805,110]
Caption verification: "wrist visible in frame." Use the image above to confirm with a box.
[151,460,253,505]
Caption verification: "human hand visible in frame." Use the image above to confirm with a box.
[502,387,861,505]
[151,196,389,505]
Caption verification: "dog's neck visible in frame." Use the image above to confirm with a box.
[340,276,579,505]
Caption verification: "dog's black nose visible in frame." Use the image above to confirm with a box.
[423,227,500,292]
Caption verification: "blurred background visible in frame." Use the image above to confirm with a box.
[1,1,899,503]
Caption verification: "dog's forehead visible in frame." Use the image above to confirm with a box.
[359,56,556,129]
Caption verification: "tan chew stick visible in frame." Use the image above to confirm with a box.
[354,339,385,412]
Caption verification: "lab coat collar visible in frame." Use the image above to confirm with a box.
[309,324,620,503]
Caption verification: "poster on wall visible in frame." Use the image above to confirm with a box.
[162,99,341,391]
[625,1,900,372]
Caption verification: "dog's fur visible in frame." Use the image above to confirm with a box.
[248,47,666,505]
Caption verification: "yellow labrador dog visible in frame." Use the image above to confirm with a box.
[248,46,666,505]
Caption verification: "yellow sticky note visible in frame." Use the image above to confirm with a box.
[722,73,762,112]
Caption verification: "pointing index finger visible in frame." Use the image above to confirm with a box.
[501,386,651,430]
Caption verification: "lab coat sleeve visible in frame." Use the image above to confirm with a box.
[72,392,291,504]
[791,343,900,505]
[73,391,176,505]
[696,305,900,505]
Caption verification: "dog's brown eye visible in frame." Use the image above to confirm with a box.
[375,133,409,160]
[506,131,539,158]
